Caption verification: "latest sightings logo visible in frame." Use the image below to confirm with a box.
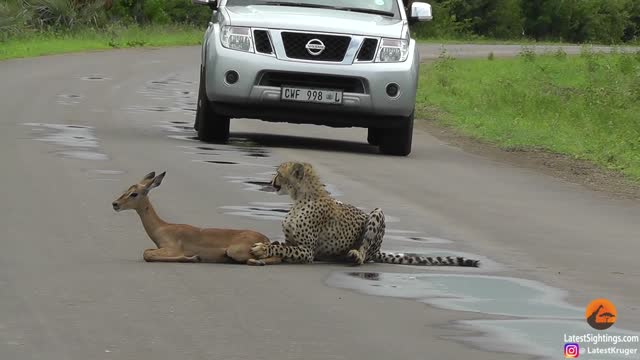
[585,298,617,330]
[564,342,580,358]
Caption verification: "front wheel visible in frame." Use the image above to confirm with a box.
[367,128,382,146]
[195,66,230,143]
[378,110,414,156]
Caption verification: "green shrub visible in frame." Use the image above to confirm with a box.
[0,1,30,40]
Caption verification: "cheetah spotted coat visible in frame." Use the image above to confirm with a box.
[250,161,479,267]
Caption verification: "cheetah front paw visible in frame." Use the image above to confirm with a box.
[250,242,269,259]
[247,258,266,266]
[347,249,365,266]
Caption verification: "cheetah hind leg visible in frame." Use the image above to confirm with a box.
[348,208,386,266]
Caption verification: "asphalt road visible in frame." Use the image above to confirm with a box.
[1,45,639,360]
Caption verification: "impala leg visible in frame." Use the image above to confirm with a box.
[225,243,253,263]
[143,248,200,263]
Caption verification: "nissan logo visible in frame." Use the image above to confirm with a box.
[305,39,325,56]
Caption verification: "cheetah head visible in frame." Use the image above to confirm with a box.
[271,161,329,200]
[271,161,306,196]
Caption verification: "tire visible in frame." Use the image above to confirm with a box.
[195,66,230,143]
[367,128,382,146]
[378,110,414,156]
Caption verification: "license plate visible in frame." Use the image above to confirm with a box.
[280,87,343,105]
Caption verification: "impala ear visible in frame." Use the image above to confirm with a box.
[291,163,305,180]
[147,171,166,190]
[140,171,156,184]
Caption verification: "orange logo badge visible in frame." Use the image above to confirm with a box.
[586,298,617,330]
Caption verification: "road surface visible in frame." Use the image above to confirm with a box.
[1,45,639,360]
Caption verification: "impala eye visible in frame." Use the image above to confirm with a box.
[129,193,138,198]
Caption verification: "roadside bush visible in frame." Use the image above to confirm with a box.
[0,1,30,40]
[106,0,210,25]
[18,0,108,31]
[416,0,638,44]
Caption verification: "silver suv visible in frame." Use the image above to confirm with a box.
[192,0,432,156]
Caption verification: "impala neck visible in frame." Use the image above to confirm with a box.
[136,196,168,248]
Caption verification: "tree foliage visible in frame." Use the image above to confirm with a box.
[415,0,639,43]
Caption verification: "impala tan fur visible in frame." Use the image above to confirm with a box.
[112,171,281,265]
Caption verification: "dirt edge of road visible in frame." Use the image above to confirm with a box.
[416,117,640,201]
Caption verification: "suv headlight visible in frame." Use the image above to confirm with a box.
[376,38,409,62]
[221,26,254,53]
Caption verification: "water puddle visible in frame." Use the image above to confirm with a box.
[87,169,124,181]
[124,75,196,115]
[220,202,291,221]
[384,231,453,245]
[225,176,278,193]
[452,319,640,360]
[22,123,109,161]
[80,75,111,81]
[168,135,199,142]
[57,94,83,106]
[92,170,124,175]
[156,123,194,133]
[203,160,238,165]
[172,137,275,168]
[330,272,582,318]
[178,137,272,159]
[225,174,343,196]
[327,271,640,360]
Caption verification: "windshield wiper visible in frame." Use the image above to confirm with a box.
[334,7,394,17]
[261,2,394,17]
[262,2,337,10]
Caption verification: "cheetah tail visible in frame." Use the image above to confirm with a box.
[374,252,480,267]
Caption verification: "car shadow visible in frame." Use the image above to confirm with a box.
[231,131,380,155]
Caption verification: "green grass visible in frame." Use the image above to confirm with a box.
[416,37,576,46]
[417,49,640,179]
[0,25,204,61]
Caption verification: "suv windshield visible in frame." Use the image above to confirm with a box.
[226,0,400,18]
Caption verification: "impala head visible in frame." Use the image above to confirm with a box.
[112,171,166,212]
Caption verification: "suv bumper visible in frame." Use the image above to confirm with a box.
[204,35,420,127]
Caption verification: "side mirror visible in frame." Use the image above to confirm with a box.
[409,2,432,25]
[192,0,218,10]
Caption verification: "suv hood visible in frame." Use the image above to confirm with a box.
[224,5,405,38]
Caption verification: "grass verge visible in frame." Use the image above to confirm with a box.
[416,49,640,180]
[0,25,204,61]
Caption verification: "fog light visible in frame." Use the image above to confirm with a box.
[386,83,399,97]
[225,71,239,84]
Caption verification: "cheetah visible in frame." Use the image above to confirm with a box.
[250,161,480,267]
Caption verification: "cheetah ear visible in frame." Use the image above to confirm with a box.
[292,163,305,180]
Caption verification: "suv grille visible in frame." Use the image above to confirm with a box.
[254,30,273,54]
[356,38,378,61]
[259,71,365,93]
[281,32,351,62]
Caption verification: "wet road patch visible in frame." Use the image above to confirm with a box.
[384,229,454,245]
[220,202,291,221]
[225,176,278,193]
[329,271,582,318]
[22,123,108,161]
[225,174,344,196]
[327,271,640,360]
[451,319,640,360]
[57,94,83,106]
[124,75,196,115]
[80,75,111,81]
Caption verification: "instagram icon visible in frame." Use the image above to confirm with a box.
[564,343,580,358]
